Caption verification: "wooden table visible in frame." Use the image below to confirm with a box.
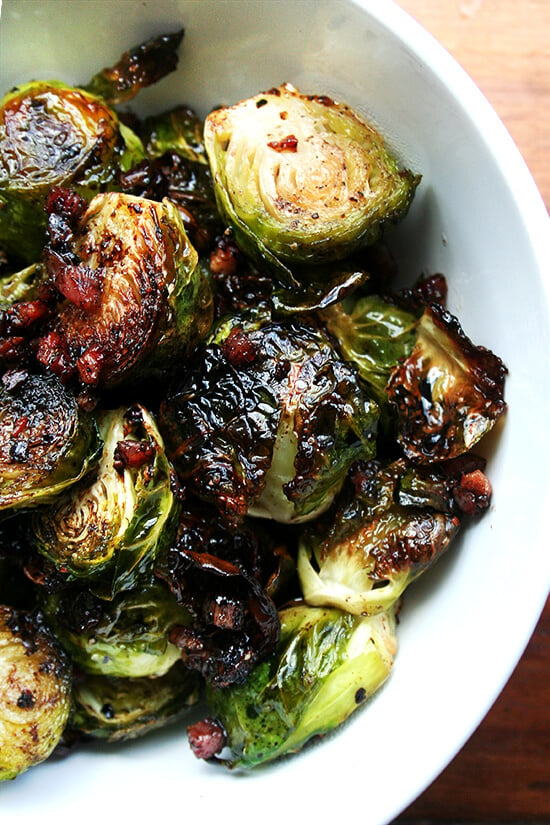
[393,2,550,821]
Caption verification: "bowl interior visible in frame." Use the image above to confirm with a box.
[1,1,549,823]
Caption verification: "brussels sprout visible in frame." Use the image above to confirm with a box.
[160,315,379,524]
[204,83,419,283]
[324,297,507,458]
[38,189,213,388]
[31,404,179,598]
[0,606,72,780]
[41,584,190,678]
[188,601,397,767]
[0,82,144,264]
[297,456,494,615]
[70,661,200,742]
[0,370,101,512]
[84,30,184,106]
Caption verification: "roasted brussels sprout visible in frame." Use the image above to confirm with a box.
[0,82,144,264]
[324,297,507,458]
[298,456,491,615]
[188,601,397,767]
[204,84,419,282]
[160,315,379,524]
[38,188,213,388]
[70,660,200,742]
[0,370,101,512]
[0,606,72,780]
[31,404,180,598]
[41,583,190,678]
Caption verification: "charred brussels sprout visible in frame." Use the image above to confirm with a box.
[160,315,379,524]
[39,189,213,388]
[298,456,491,615]
[31,404,179,597]
[189,601,397,767]
[324,297,507,458]
[0,370,101,512]
[0,607,72,780]
[0,81,144,264]
[41,584,190,678]
[204,83,419,280]
[70,661,200,742]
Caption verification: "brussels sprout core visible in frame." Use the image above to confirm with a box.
[205,84,419,273]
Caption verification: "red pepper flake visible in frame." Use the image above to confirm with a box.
[267,134,298,152]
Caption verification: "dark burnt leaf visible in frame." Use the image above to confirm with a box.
[160,343,280,523]
[84,30,184,106]
[386,303,507,462]
[155,503,288,688]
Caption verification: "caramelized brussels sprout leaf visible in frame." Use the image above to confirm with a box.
[41,584,190,678]
[297,456,491,615]
[84,30,184,106]
[160,316,379,524]
[38,189,213,388]
[0,82,144,264]
[387,304,508,462]
[0,607,72,780]
[0,370,101,512]
[70,661,200,742]
[204,83,419,283]
[31,404,180,598]
[189,601,397,767]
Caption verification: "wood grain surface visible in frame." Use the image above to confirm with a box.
[392,1,550,821]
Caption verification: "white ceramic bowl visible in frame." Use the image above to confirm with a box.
[1,1,549,823]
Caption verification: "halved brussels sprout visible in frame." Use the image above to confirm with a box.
[41,584,191,678]
[0,370,101,512]
[0,263,48,308]
[204,83,419,281]
[297,456,492,615]
[0,606,72,780]
[0,81,144,264]
[70,661,200,742]
[31,404,180,598]
[189,601,397,767]
[39,189,213,388]
[160,314,379,524]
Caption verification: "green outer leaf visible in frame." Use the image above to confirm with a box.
[207,602,396,767]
